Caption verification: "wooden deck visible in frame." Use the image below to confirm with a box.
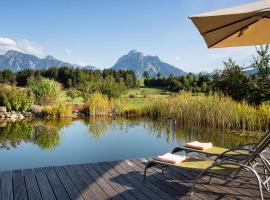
[1,158,270,200]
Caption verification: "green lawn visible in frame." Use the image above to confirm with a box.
[59,91,84,105]
[61,86,170,105]
[125,86,169,97]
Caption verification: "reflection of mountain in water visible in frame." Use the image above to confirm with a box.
[0,117,260,150]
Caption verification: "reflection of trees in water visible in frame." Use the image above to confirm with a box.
[0,117,261,150]
[81,117,259,147]
[83,117,147,139]
[144,118,260,148]
[0,120,32,149]
[0,119,72,150]
[82,117,112,139]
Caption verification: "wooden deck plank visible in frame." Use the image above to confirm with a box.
[162,162,233,200]
[0,171,13,200]
[83,163,124,200]
[108,161,168,200]
[22,169,42,200]
[44,167,71,200]
[63,165,98,200]
[73,164,110,200]
[131,159,203,200]
[117,160,177,200]
[93,162,138,200]
[101,162,151,200]
[141,158,219,200]
[195,154,267,199]
[54,166,84,200]
[33,168,56,200]
[1,157,269,200]
[12,170,28,200]
[194,155,263,199]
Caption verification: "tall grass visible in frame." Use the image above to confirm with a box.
[85,92,270,131]
[142,93,270,131]
[43,102,72,118]
[86,92,112,115]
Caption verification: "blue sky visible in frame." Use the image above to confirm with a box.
[0,0,260,72]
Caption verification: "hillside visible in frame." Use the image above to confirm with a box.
[111,50,186,77]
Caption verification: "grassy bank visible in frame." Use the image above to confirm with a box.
[86,92,270,131]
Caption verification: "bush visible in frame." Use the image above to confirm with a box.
[29,78,62,105]
[43,102,72,118]
[0,85,34,111]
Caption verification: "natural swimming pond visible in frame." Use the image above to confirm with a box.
[0,117,260,171]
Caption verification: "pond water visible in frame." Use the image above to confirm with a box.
[0,117,259,171]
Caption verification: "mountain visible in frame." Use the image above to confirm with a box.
[245,68,258,76]
[111,50,187,77]
[83,65,97,70]
[0,50,96,71]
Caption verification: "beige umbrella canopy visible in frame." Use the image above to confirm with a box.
[190,0,270,48]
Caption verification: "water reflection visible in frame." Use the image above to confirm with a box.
[0,119,72,150]
[0,117,260,151]
[144,119,260,148]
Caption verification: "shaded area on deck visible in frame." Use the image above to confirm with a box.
[1,157,270,200]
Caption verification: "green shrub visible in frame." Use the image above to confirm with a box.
[29,78,62,105]
[0,85,34,111]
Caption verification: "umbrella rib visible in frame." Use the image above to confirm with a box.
[202,12,265,35]
[208,18,261,48]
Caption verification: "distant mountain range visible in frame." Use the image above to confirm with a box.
[112,50,186,77]
[0,50,96,71]
[245,68,258,76]
[0,50,187,77]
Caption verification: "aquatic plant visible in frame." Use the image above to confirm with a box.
[43,102,72,118]
[111,92,270,131]
[86,92,112,115]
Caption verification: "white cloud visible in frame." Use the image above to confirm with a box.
[175,56,181,60]
[65,49,71,54]
[0,37,43,55]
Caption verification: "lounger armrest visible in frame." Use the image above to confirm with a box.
[217,153,250,164]
[171,147,187,154]
[214,147,252,162]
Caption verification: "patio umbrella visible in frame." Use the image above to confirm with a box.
[190,0,270,48]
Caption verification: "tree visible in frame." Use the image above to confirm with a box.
[157,72,161,78]
[249,45,270,104]
[252,45,270,80]
[212,58,250,102]
[143,71,150,79]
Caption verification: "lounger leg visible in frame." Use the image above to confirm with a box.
[243,166,264,200]
[190,170,206,196]
[208,175,212,184]
[254,171,264,200]
[143,161,158,182]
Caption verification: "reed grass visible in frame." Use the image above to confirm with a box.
[141,92,270,131]
[43,102,72,118]
[86,92,112,115]
[85,92,270,131]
